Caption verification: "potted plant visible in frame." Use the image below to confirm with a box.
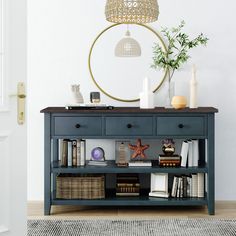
[151,21,208,107]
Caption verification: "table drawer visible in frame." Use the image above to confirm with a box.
[105,117,153,136]
[54,116,102,136]
[156,116,205,136]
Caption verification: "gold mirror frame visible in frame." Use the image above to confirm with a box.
[88,23,168,102]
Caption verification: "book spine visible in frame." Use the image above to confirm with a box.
[197,173,204,198]
[180,141,189,167]
[192,139,199,167]
[76,139,81,166]
[61,140,68,167]
[171,176,178,197]
[180,177,183,198]
[116,186,139,193]
[80,140,86,166]
[187,176,192,197]
[67,141,72,167]
[117,183,140,187]
[188,140,193,167]
[72,140,77,167]
[177,177,181,198]
[192,174,198,197]
[182,176,187,198]
[58,139,63,165]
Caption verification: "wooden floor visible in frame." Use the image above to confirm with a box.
[28,201,236,219]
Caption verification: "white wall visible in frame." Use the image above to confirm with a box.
[28,0,236,200]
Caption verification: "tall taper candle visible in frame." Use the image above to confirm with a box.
[190,65,198,108]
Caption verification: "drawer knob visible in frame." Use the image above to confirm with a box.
[178,124,184,129]
[75,124,81,128]
[127,124,132,129]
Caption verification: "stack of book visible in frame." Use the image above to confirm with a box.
[158,154,181,167]
[171,173,205,198]
[59,139,86,167]
[116,174,140,196]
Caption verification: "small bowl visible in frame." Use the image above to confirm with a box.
[171,96,187,109]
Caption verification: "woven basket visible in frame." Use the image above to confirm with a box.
[56,174,105,199]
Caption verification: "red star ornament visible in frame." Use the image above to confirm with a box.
[128,138,150,159]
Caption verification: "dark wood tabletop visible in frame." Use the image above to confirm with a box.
[40,107,218,114]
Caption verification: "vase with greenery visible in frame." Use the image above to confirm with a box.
[151,21,208,107]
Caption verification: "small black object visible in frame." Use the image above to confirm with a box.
[178,124,184,128]
[75,124,81,128]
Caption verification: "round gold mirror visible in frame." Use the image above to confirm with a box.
[88,23,167,102]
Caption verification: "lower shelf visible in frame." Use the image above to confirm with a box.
[52,196,207,206]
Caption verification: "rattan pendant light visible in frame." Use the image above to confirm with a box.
[105,0,159,24]
[115,30,141,57]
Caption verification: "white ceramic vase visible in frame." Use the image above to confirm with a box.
[71,84,84,104]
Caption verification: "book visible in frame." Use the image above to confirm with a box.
[171,176,178,197]
[128,161,152,167]
[61,139,68,167]
[179,177,183,198]
[180,141,189,167]
[116,192,139,196]
[116,174,139,183]
[197,173,204,198]
[76,139,81,166]
[87,160,108,166]
[67,140,72,167]
[72,140,77,167]
[192,174,198,197]
[182,175,187,198]
[117,183,140,187]
[149,191,169,198]
[187,140,193,167]
[58,139,63,164]
[159,155,181,160]
[80,140,86,166]
[177,177,181,198]
[116,186,140,193]
[192,140,199,167]
[187,176,192,197]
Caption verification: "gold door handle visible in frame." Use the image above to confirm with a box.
[17,82,26,125]
[9,82,26,125]
[18,94,26,99]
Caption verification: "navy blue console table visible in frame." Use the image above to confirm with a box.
[41,107,218,215]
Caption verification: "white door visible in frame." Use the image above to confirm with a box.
[0,0,27,235]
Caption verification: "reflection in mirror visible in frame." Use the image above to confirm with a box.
[115,27,141,57]
[89,24,167,102]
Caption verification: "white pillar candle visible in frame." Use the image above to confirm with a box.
[190,65,198,108]
[140,77,154,109]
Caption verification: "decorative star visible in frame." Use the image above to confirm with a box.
[128,138,150,159]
